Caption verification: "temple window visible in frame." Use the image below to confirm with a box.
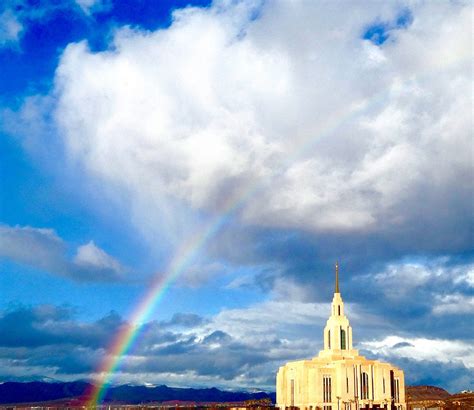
[394,378,400,403]
[291,379,295,406]
[361,372,369,400]
[323,375,332,403]
[340,328,346,350]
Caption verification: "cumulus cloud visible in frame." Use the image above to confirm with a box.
[4,0,472,286]
[0,225,127,282]
[368,258,474,299]
[360,336,474,392]
[45,0,472,247]
[361,335,474,370]
[74,241,125,275]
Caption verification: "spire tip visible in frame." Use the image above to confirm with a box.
[335,261,340,293]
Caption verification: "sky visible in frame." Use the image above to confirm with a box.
[0,0,472,394]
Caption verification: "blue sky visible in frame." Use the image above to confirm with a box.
[0,0,473,393]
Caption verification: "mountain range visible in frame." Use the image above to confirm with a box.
[0,381,276,405]
[2,381,473,407]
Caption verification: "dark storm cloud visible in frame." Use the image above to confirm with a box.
[0,305,124,348]
[23,345,102,374]
[152,337,200,356]
[0,305,273,383]
[386,358,473,394]
[0,305,126,376]
[205,223,474,340]
[132,334,269,380]
[127,329,269,380]
[1,304,472,392]
[208,223,473,296]
[130,321,181,354]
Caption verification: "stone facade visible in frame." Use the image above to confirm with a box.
[276,264,406,410]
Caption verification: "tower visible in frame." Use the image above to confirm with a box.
[322,262,354,355]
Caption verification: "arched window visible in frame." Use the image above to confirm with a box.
[328,330,331,349]
[340,328,346,350]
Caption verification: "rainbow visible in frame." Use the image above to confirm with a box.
[85,181,259,405]
[83,97,373,406]
[83,49,466,403]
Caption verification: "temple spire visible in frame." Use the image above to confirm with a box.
[335,261,340,294]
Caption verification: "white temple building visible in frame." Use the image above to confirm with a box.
[276,263,406,410]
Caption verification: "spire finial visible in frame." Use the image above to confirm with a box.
[335,261,340,293]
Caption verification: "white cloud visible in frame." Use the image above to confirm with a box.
[0,225,65,272]
[367,258,474,300]
[371,262,436,298]
[0,225,126,282]
[0,9,22,47]
[225,274,255,290]
[75,0,111,15]
[208,300,330,337]
[42,0,472,251]
[74,240,124,274]
[453,268,474,288]
[361,335,474,369]
[432,294,474,316]
[198,298,367,353]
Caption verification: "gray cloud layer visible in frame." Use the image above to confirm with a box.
[0,304,472,392]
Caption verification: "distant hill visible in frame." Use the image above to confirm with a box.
[406,385,451,401]
[0,381,276,405]
[407,385,474,409]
